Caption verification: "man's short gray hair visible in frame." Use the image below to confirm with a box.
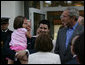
[66,7,79,21]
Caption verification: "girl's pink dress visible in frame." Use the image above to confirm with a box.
[9,28,27,51]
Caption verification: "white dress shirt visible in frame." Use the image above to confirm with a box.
[28,52,61,64]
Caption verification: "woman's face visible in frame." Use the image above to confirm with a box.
[38,24,49,34]
[60,10,72,27]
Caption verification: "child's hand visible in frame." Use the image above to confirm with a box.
[27,31,32,39]
[27,22,31,31]
[27,26,31,32]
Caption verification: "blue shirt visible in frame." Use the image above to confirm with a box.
[66,22,78,48]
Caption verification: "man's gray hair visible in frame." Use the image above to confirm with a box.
[66,7,79,21]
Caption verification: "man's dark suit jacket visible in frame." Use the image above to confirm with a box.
[66,57,79,64]
[1,29,13,64]
[54,23,84,64]
[1,29,12,46]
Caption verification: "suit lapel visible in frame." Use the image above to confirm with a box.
[61,27,68,54]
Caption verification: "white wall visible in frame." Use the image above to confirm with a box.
[1,1,24,31]
[54,25,61,40]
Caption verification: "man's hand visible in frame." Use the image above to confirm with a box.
[15,50,27,59]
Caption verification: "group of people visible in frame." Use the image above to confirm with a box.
[1,7,84,64]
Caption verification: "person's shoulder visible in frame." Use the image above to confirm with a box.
[29,52,39,58]
[7,29,13,35]
[58,27,67,32]
[8,29,13,32]
[77,23,84,29]
[17,28,27,32]
[76,23,84,33]
[66,57,78,64]
[47,52,60,57]
[18,28,27,30]
[47,53,61,63]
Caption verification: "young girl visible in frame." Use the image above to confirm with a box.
[8,16,31,64]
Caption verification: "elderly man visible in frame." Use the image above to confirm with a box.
[54,7,84,64]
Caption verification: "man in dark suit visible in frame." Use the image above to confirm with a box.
[1,17,13,64]
[54,7,84,64]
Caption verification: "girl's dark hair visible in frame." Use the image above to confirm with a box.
[14,16,25,29]
[35,33,53,52]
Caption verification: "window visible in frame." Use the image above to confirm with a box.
[43,1,84,7]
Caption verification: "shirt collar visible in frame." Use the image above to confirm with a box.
[68,22,78,30]
[72,22,78,30]
[73,54,77,58]
[2,29,8,32]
